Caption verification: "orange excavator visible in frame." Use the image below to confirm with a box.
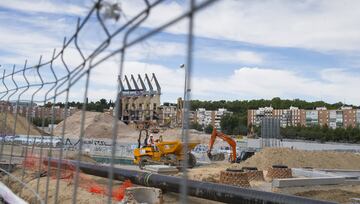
[207,128,237,163]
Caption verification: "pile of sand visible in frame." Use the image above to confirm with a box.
[0,112,40,135]
[53,111,138,141]
[232,148,360,170]
[185,163,227,182]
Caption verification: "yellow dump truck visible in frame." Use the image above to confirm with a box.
[133,129,199,169]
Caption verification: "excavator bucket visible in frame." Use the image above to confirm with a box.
[207,152,225,161]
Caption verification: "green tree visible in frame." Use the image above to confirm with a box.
[204,124,213,134]
[220,114,247,135]
[190,122,203,131]
[280,125,360,143]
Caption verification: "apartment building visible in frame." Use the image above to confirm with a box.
[342,107,356,128]
[248,106,302,128]
[248,106,360,129]
[0,102,78,121]
[196,108,232,129]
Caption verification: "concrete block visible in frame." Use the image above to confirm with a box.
[292,168,338,178]
[144,165,178,174]
[350,198,360,204]
[122,187,163,204]
[272,177,346,188]
[320,169,360,179]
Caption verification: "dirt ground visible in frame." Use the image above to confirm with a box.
[295,189,360,204]
[183,148,360,203]
[232,147,360,170]
[276,184,360,204]
[1,167,224,204]
[186,148,360,184]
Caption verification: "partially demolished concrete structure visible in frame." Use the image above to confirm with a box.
[119,73,161,123]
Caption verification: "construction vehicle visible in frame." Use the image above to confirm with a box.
[207,128,256,163]
[207,128,237,163]
[133,129,199,169]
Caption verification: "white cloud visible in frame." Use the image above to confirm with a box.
[121,0,360,52]
[87,59,360,104]
[0,20,67,66]
[194,0,360,52]
[125,41,186,60]
[197,49,264,64]
[0,0,86,16]
[189,67,360,104]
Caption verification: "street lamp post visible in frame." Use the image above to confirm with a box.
[180,64,187,142]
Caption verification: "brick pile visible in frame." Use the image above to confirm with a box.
[219,170,250,188]
[243,169,264,182]
[266,166,292,180]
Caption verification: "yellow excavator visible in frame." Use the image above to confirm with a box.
[133,129,199,169]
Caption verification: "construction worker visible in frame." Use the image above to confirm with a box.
[148,134,154,146]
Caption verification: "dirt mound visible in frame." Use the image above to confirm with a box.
[186,163,225,182]
[53,111,138,141]
[232,148,360,170]
[0,112,40,135]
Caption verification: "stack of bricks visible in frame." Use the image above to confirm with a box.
[242,168,264,182]
[266,166,292,181]
[219,170,250,188]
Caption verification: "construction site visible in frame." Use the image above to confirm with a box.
[1,1,360,204]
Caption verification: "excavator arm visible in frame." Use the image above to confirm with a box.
[207,128,237,162]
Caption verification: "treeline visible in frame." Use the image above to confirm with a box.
[190,97,352,114]
[189,98,360,142]
[45,99,115,112]
[190,97,354,134]
[281,126,360,143]
[190,113,247,136]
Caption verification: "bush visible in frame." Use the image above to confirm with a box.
[280,125,360,143]
[204,124,213,134]
[190,122,203,131]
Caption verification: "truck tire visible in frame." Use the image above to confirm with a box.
[188,152,196,168]
[139,156,151,170]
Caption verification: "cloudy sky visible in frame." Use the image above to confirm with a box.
[1,0,360,105]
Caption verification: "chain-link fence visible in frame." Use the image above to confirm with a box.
[0,1,336,204]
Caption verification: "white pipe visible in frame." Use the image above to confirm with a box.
[0,182,27,204]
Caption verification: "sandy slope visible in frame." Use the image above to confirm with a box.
[233,147,360,170]
[0,112,40,135]
[53,111,138,141]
